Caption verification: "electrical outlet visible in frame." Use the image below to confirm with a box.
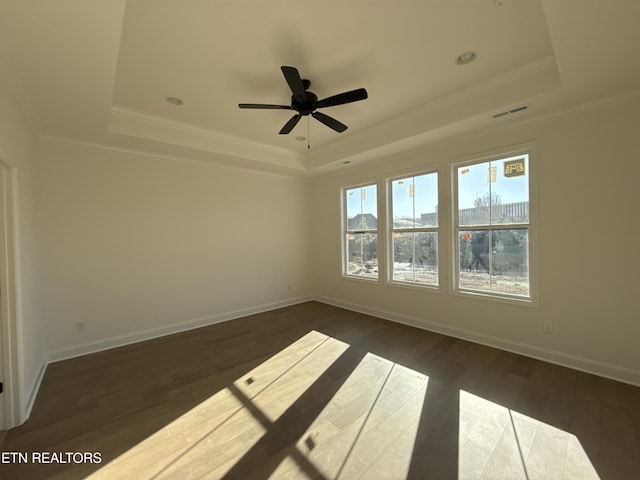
[76,321,87,332]
[543,323,553,334]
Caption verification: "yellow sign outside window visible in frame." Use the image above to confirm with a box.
[504,158,526,178]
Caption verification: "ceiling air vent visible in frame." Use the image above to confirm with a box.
[492,103,530,119]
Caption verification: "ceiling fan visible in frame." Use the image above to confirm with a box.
[239,66,368,135]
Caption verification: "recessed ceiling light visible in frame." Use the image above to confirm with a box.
[295,136,306,141]
[455,51,478,65]
[165,96,184,106]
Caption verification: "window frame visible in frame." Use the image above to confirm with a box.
[452,145,537,305]
[341,182,380,282]
[387,169,440,289]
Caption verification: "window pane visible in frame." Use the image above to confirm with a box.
[391,178,413,228]
[346,185,377,231]
[415,173,438,227]
[392,232,438,285]
[491,156,529,225]
[346,233,378,278]
[392,173,438,228]
[458,163,491,226]
[459,230,491,291]
[492,228,529,296]
[458,156,529,227]
[459,229,529,297]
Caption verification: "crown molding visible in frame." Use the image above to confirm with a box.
[439,87,640,150]
[108,105,307,171]
[41,135,311,180]
[526,88,640,124]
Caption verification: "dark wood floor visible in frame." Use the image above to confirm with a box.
[1,301,638,479]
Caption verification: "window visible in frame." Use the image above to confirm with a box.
[343,184,378,279]
[455,153,532,299]
[389,172,438,286]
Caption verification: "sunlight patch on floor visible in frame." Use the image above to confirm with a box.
[233,330,349,423]
[270,353,429,480]
[87,330,349,479]
[459,390,600,480]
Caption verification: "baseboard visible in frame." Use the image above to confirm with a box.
[48,295,313,364]
[39,292,640,396]
[23,361,47,425]
[313,295,640,387]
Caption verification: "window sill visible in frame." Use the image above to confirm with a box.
[387,280,441,293]
[451,288,537,308]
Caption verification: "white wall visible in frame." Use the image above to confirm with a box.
[311,96,640,385]
[0,57,46,425]
[38,140,313,359]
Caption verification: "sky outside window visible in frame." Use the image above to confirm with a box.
[346,184,377,220]
[392,173,438,222]
[458,155,529,210]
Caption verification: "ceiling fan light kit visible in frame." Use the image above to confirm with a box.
[239,66,368,135]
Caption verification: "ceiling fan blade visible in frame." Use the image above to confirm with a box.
[281,66,306,102]
[279,114,302,134]
[238,103,293,109]
[312,111,348,133]
[315,88,368,108]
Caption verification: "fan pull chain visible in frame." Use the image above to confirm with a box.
[307,116,310,149]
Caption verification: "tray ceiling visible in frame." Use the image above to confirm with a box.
[0,0,638,175]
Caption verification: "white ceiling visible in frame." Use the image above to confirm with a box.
[0,0,638,176]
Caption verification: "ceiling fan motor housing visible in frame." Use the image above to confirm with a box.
[292,90,318,115]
